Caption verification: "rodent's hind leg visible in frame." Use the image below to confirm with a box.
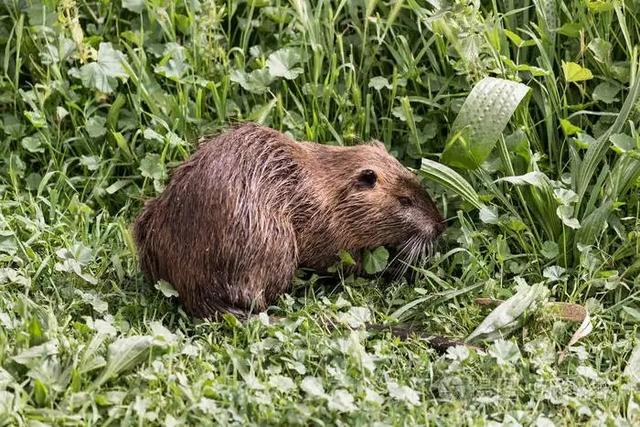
[223,259,297,316]
[202,218,298,319]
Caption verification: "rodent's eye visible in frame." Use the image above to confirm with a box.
[398,196,413,207]
[357,169,377,188]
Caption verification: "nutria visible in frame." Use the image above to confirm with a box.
[133,123,446,318]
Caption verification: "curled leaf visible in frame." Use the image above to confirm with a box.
[467,281,548,343]
[419,159,484,210]
[495,171,548,188]
[558,310,593,363]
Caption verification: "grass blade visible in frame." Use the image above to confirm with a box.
[575,54,640,214]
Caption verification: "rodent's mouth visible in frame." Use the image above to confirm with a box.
[383,232,441,280]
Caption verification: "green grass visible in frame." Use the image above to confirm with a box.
[1,0,640,424]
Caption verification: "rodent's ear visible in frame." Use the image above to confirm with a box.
[356,169,377,188]
[369,140,386,151]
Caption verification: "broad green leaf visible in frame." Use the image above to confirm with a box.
[56,106,69,121]
[24,110,46,128]
[558,22,582,37]
[149,321,178,345]
[612,63,632,83]
[441,77,530,169]
[502,58,548,77]
[479,205,499,224]
[139,153,166,181]
[155,43,189,80]
[588,38,612,63]
[80,155,100,171]
[593,81,620,104]
[362,246,389,275]
[166,131,186,147]
[488,339,521,365]
[12,341,58,366]
[76,290,108,312]
[336,306,371,329]
[33,379,47,406]
[574,132,596,149]
[79,43,128,93]
[122,0,144,13]
[93,334,168,388]
[2,114,23,138]
[0,268,30,287]
[495,171,548,188]
[610,133,636,153]
[25,173,41,191]
[327,389,357,412]
[560,119,581,136]
[387,381,420,406]
[86,116,107,138]
[54,243,96,283]
[466,281,548,343]
[143,128,163,142]
[587,0,614,12]
[21,135,44,153]
[540,241,559,259]
[503,29,524,47]
[86,318,117,336]
[562,61,593,82]
[230,69,273,94]
[300,376,325,397]
[543,265,566,282]
[268,375,296,393]
[576,365,599,380]
[338,249,356,266]
[0,231,18,254]
[267,48,303,80]
[364,388,385,405]
[553,188,578,205]
[154,280,179,298]
[90,332,177,389]
[419,159,483,210]
[368,76,391,91]
[556,205,581,229]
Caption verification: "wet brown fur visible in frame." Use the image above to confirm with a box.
[133,123,445,318]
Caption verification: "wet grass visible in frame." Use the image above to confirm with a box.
[0,0,639,425]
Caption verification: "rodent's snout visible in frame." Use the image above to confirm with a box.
[425,203,447,238]
[433,219,447,237]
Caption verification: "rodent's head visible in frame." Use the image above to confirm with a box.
[330,141,446,261]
